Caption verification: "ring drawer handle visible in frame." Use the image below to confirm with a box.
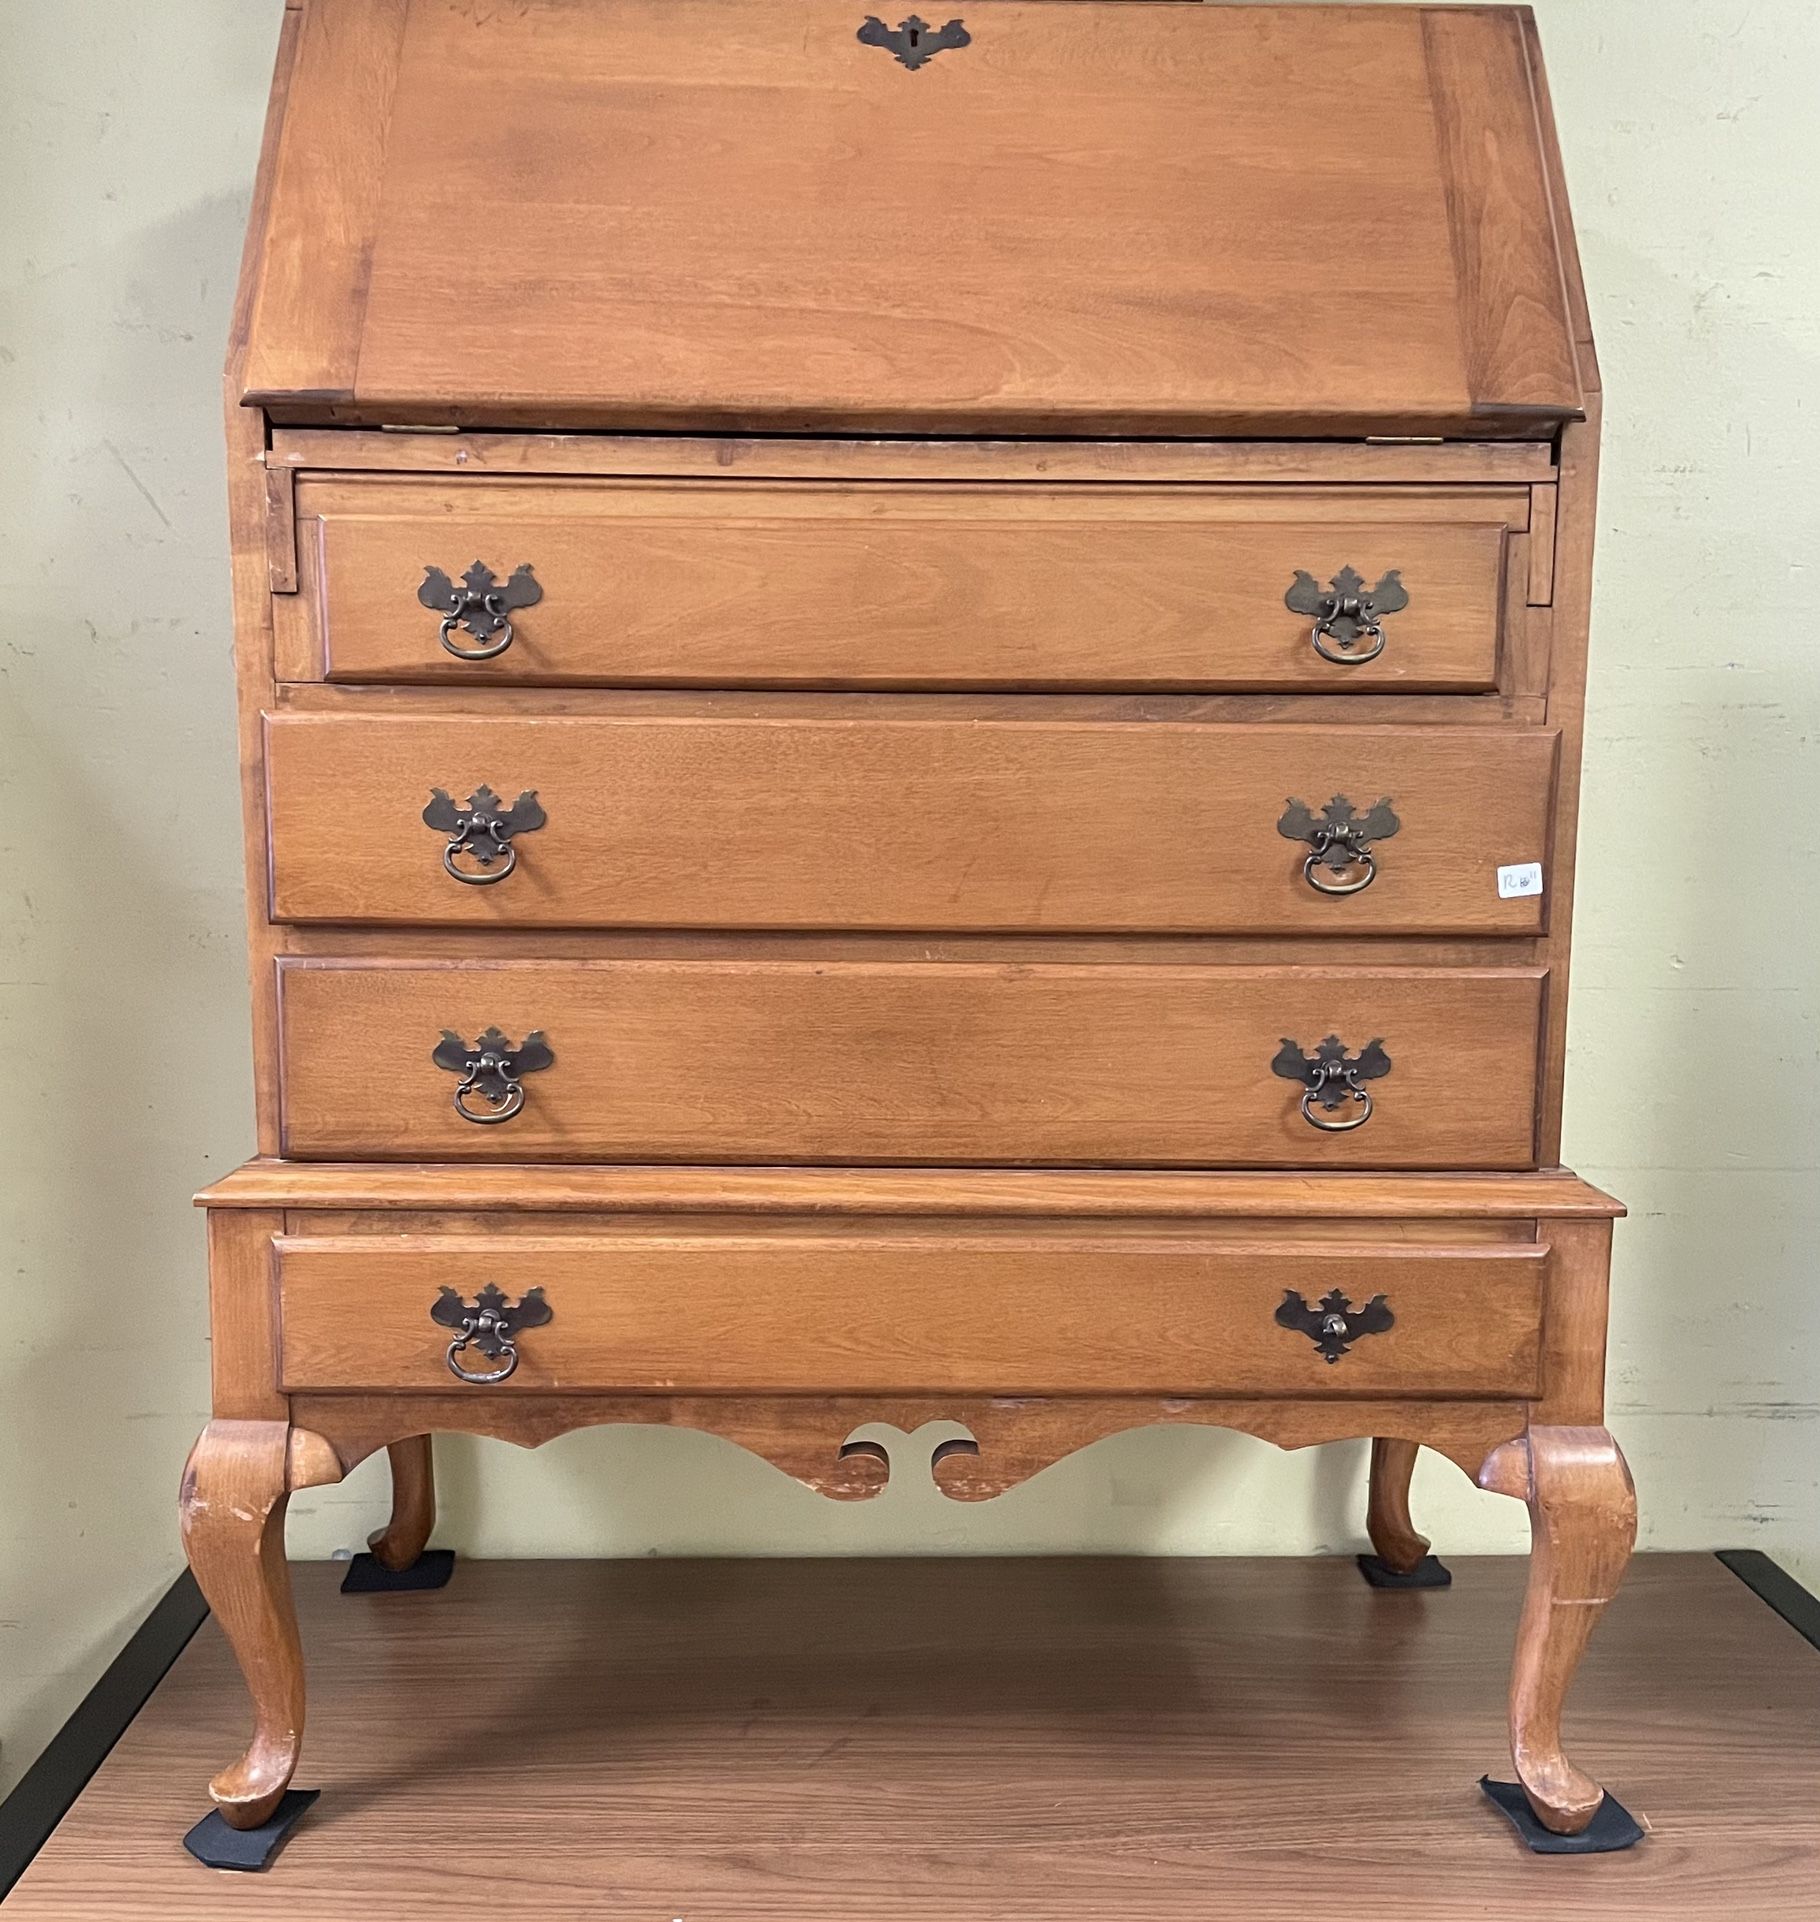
[1285,567,1407,666]
[418,561,542,661]
[430,1284,552,1384]
[1277,795,1400,897]
[432,1027,555,1124]
[423,786,546,886]
[1271,1034,1392,1131]
[1275,1288,1394,1363]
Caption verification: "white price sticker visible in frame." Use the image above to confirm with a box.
[1497,862,1544,900]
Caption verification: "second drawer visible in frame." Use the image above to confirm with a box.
[265,714,1557,935]
[275,959,1545,1166]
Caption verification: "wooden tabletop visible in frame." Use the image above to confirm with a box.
[10,1553,1816,1917]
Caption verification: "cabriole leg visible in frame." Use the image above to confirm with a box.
[179,1419,304,1829]
[1479,1424,1636,1834]
[368,1436,436,1572]
[1366,1437,1429,1574]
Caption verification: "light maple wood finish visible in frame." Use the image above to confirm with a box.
[206,1208,286,1421]
[368,1437,435,1572]
[275,1231,1547,1398]
[1365,1437,1430,1574]
[266,713,1557,934]
[273,682,1551,730]
[198,1162,1625,1219]
[1419,7,1582,419]
[1535,406,1602,1164]
[177,1421,306,1829]
[222,0,308,1163]
[243,0,409,408]
[280,477,1525,689]
[1479,1426,1638,1834]
[274,958,1547,1167]
[268,426,1560,485]
[1532,1217,1616,1425]
[243,1,1580,435]
[290,1212,1537,1248]
[286,1391,1533,1497]
[198,0,1622,1851]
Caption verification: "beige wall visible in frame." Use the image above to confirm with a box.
[2,0,1816,1797]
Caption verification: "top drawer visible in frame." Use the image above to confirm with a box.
[276,478,1527,691]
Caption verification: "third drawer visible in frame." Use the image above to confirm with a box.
[275,958,1545,1166]
[265,714,1558,935]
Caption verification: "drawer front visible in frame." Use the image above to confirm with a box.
[276,1231,1546,1398]
[275,960,1544,1166]
[281,478,1524,690]
[266,714,1557,935]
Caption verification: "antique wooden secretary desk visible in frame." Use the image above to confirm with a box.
[187,0,1632,1848]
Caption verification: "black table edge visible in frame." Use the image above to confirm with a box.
[1717,1548,1820,1652]
[0,1569,207,1899]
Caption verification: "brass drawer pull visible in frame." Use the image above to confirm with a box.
[422,785,546,886]
[1285,566,1407,666]
[432,1027,555,1124]
[418,561,542,661]
[1272,1034,1392,1131]
[1275,1287,1394,1363]
[430,1283,552,1384]
[1277,795,1400,896]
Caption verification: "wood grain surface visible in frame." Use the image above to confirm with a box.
[274,1231,1546,1397]
[264,713,1557,934]
[268,427,1560,485]
[1480,1424,1639,1832]
[11,1556,1817,1919]
[366,1437,434,1572]
[176,1422,303,1828]
[197,1162,1625,1219]
[1366,1435,1431,1573]
[273,958,1547,1166]
[282,477,1522,689]
[242,0,1581,433]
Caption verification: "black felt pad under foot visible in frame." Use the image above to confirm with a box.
[183,1790,320,1871]
[339,1548,456,1593]
[1480,1777,1646,1853]
[1357,1552,1453,1589]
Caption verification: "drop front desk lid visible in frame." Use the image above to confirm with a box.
[244,0,1586,437]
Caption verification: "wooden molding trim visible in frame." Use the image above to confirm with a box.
[198,1159,1625,1219]
[285,1394,1534,1496]
[267,428,1559,486]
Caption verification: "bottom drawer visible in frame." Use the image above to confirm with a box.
[276,1228,1545,1398]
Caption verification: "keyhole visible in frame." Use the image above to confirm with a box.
[906,24,921,46]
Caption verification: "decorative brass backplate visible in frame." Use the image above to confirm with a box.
[431,1027,555,1124]
[418,561,542,660]
[1271,1035,1392,1131]
[1277,794,1401,895]
[1285,566,1409,664]
[1274,1288,1395,1363]
[430,1283,554,1384]
[857,14,970,67]
[423,785,547,885]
